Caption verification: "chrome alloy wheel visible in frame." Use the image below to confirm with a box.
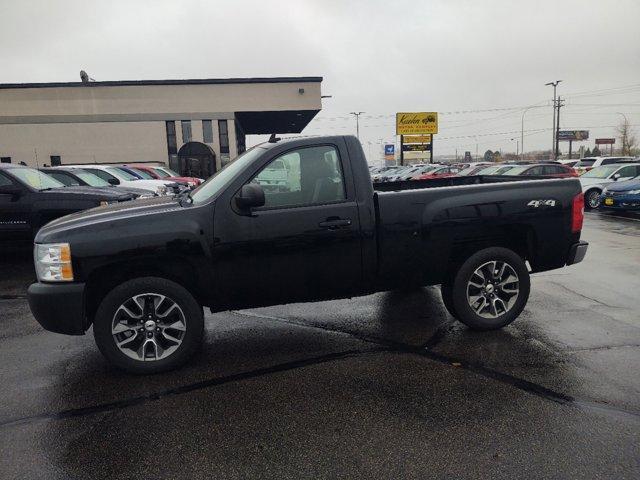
[111,293,187,361]
[587,190,601,209]
[466,261,520,319]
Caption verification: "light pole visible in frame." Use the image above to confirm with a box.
[511,138,519,157]
[545,80,562,158]
[520,105,542,160]
[350,112,365,139]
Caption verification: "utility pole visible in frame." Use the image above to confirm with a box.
[555,96,564,159]
[349,112,365,139]
[545,80,562,158]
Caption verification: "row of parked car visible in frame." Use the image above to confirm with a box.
[370,155,640,211]
[0,162,204,246]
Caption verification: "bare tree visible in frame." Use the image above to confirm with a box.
[616,117,637,155]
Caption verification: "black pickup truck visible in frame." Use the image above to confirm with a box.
[0,164,137,246]
[27,135,588,373]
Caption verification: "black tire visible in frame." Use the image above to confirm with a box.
[450,247,530,331]
[93,277,204,374]
[585,189,601,210]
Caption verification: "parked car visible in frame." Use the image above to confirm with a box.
[125,164,204,186]
[0,164,136,245]
[473,165,518,176]
[456,163,493,176]
[112,166,188,192]
[578,163,640,209]
[71,164,179,195]
[558,159,578,168]
[499,163,578,178]
[599,176,640,211]
[41,167,156,198]
[412,165,460,180]
[385,164,429,182]
[573,156,636,174]
[27,135,588,373]
[372,166,400,182]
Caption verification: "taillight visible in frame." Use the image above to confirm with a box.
[572,192,584,233]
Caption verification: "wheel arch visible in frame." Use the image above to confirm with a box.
[84,258,207,330]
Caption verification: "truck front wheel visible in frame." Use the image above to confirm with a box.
[93,277,204,374]
[447,247,530,330]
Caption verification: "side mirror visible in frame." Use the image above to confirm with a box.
[0,184,22,197]
[108,178,120,186]
[612,173,621,181]
[235,183,265,211]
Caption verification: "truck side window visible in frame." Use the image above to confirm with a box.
[251,145,346,208]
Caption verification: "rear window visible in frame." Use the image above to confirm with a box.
[575,160,595,167]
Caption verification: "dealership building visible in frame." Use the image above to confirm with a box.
[0,76,323,177]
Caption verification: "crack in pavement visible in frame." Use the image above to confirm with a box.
[232,310,640,420]
[0,348,384,429]
[547,281,622,309]
[1,308,639,429]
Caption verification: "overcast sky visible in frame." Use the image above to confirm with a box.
[1,0,639,159]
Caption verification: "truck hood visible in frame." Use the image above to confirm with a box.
[35,195,183,242]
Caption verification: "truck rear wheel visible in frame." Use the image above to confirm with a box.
[93,277,204,374]
[448,247,530,330]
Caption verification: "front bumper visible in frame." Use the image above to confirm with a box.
[599,193,640,210]
[27,282,87,335]
[566,241,589,266]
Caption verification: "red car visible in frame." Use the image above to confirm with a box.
[412,166,461,180]
[502,164,578,178]
[126,164,204,186]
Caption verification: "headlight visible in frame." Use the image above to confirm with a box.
[34,243,74,282]
[156,185,168,195]
[628,189,640,195]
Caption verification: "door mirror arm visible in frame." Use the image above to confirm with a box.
[234,183,265,215]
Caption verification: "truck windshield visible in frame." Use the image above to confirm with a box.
[190,146,268,204]
[11,167,65,190]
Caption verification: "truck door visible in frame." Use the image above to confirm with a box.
[213,143,363,308]
[0,172,32,243]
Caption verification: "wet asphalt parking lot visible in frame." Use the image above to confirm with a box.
[0,211,639,479]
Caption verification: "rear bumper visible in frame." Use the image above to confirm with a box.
[566,241,588,266]
[27,282,87,335]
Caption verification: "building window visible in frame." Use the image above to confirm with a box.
[218,119,229,154]
[181,120,192,143]
[235,120,246,154]
[0,157,11,164]
[50,155,61,166]
[202,120,213,143]
[166,121,177,156]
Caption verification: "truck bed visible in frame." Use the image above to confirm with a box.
[372,175,583,288]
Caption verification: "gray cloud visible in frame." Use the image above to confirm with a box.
[1,0,639,157]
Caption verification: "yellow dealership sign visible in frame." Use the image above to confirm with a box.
[403,134,432,144]
[396,112,438,135]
